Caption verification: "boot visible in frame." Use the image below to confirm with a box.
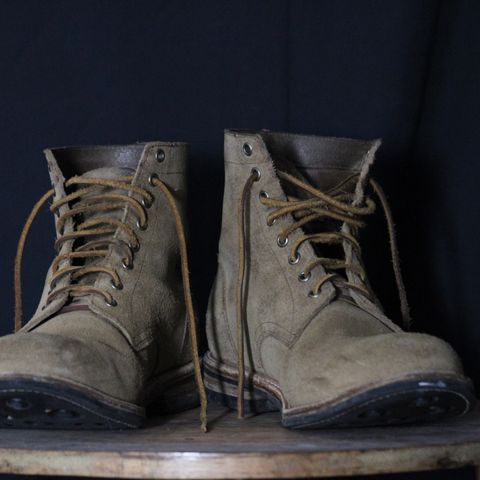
[205,130,475,428]
[1,143,206,430]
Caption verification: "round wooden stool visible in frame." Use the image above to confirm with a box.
[0,405,479,478]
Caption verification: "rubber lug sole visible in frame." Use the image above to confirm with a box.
[0,377,143,430]
[204,352,476,429]
[0,367,200,430]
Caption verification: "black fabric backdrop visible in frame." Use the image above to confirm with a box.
[0,1,478,479]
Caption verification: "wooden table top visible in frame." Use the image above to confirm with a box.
[0,405,479,478]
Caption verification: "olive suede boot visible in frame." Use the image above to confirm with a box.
[205,130,475,428]
[0,143,206,430]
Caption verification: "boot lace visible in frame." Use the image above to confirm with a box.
[14,174,208,432]
[236,168,411,418]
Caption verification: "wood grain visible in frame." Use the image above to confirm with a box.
[0,405,479,478]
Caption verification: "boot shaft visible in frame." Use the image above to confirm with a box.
[207,130,397,369]
[24,143,190,355]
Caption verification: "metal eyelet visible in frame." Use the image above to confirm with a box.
[266,217,277,226]
[308,291,320,299]
[259,190,269,199]
[142,196,154,208]
[128,241,140,252]
[122,258,133,270]
[288,252,301,265]
[111,280,123,290]
[251,167,261,181]
[105,298,117,307]
[243,143,253,156]
[149,173,159,186]
[136,219,148,231]
[298,271,311,282]
[277,235,289,247]
[155,148,165,162]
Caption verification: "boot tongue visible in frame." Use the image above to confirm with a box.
[64,165,135,303]
[261,132,381,196]
[274,140,380,266]
[80,166,135,181]
[276,157,357,203]
[274,139,381,203]
[75,165,136,227]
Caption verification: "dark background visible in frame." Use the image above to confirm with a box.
[0,1,479,479]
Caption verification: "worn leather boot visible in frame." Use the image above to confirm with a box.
[1,143,206,430]
[205,130,475,428]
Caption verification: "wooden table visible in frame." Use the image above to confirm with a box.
[0,405,480,479]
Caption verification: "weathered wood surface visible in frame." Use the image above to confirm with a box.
[0,405,479,478]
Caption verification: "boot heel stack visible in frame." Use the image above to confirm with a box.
[203,352,280,415]
[147,374,201,416]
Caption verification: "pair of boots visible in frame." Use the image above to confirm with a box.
[0,130,474,431]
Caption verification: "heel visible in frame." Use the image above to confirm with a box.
[203,355,279,414]
[146,369,200,415]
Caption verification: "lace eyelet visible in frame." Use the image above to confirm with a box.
[288,252,301,265]
[111,280,123,290]
[136,219,148,231]
[122,258,133,270]
[128,241,140,252]
[149,173,159,186]
[277,235,289,247]
[298,271,311,282]
[308,291,320,298]
[155,148,165,162]
[259,190,269,199]
[105,297,117,307]
[243,143,253,156]
[266,217,277,226]
[251,167,261,181]
[142,196,154,208]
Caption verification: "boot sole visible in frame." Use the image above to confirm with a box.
[0,362,199,430]
[204,351,476,429]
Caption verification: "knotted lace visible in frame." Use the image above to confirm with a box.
[14,174,208,432]
[236,169,411,418]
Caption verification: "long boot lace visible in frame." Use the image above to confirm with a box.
[236,169,411,418]
[14,174,208,432]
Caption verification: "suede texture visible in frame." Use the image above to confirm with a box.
[0,143,192,405]
[206,130,465,409]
